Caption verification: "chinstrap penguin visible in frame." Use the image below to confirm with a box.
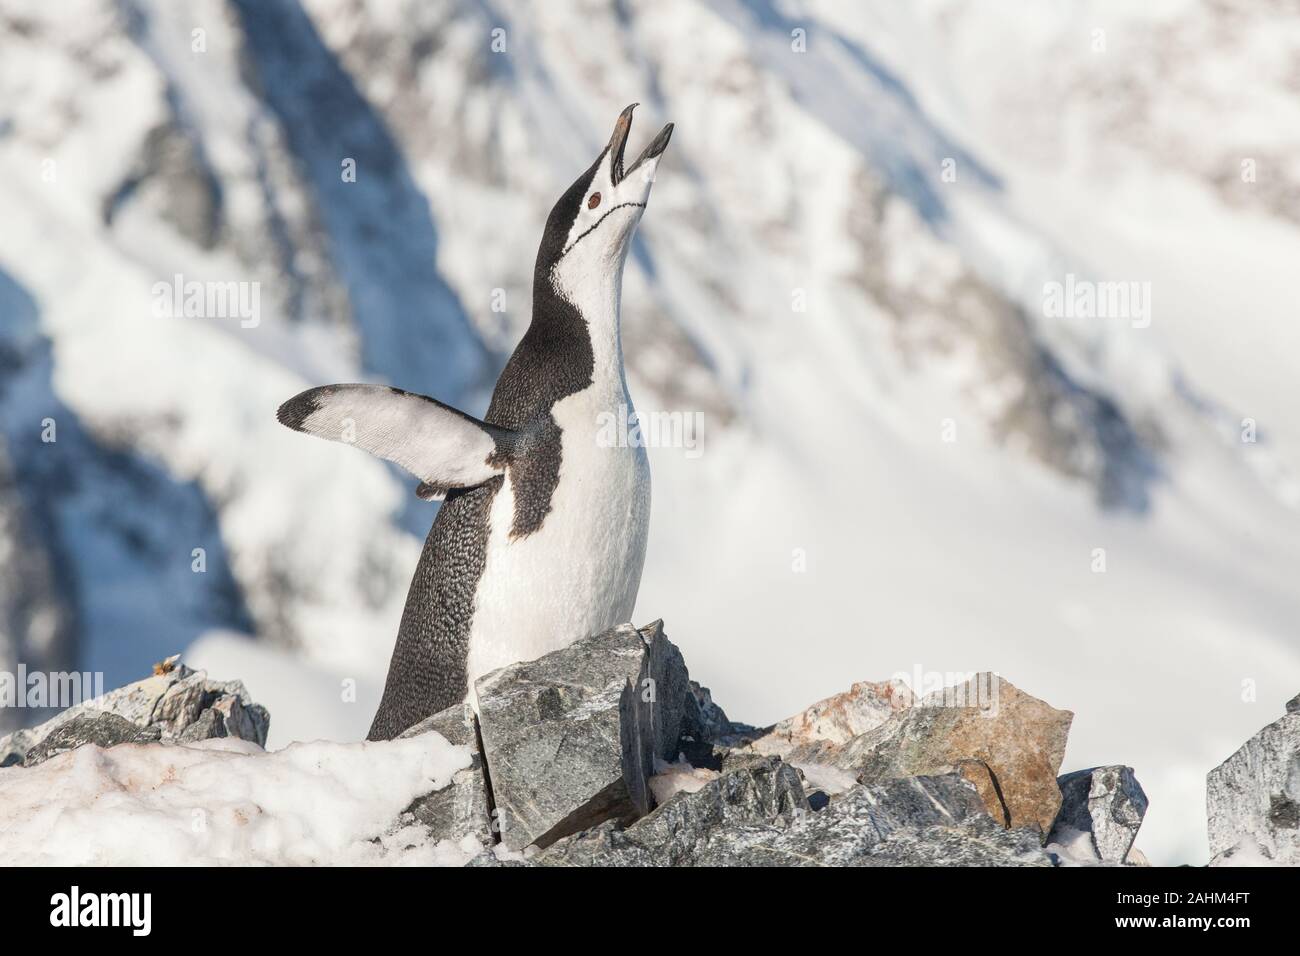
[277,105,672,740]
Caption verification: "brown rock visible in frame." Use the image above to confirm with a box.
[837,673,1072,838]
[951,758,1012,827]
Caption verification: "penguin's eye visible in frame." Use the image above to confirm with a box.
[588,192,601,210]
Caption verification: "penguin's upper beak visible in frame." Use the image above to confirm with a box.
[607,103,673,186]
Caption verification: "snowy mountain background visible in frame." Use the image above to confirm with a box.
[1,0,1297,866]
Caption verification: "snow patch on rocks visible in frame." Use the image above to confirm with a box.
[0,732,473,865]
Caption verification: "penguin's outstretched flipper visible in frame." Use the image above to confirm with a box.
[277,384,511,500]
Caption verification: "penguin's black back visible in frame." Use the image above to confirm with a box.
[365,478,500,739]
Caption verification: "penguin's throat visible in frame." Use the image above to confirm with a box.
[547,260,628,385]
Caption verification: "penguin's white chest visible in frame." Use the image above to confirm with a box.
[464,386,651,697]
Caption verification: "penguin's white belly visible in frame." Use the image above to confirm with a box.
[465,391,651,701]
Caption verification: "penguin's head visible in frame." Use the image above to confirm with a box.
[536,104,673,290]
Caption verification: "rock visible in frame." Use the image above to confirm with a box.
[1207,697,1300,866]
[1287,693,1300,715]
[175,692,267,744]
[834,673,1072,838]
[675,680,762,767]
[1049,766,1148,864]
[814,784,1053,867]
[464,847,531,867]
[537,761,1053,867]
[679,681,735,743]
[474,620,689,851]
[396,701,493,850]
[536,755,808,866]
[731,676,1074,841]
[749,679,914,762]
[0,616,1106,868]
[0,728,37,767]
[624,621,692,797]
[22,713,162,767]
[494,660,1069,860]
[793,775,1054,867]
[0,657,270,767]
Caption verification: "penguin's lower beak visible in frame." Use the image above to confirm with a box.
[608,103,673,186]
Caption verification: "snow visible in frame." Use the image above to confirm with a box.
[0,732,477,866]
[649,757,721,805]
[793,762,860,797]
[1045,825,1107,868]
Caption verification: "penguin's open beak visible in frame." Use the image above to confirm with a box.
[608,103,673,186]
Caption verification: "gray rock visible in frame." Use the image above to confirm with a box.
[464,849,530,867]
[0,727,37,767]
[530,820,656,867]
[537,761,1053,867]
[695,771,1052,867]
[1050,766,1148,864]
[1208,699,1300,866]
[675,680,763,768]
[397,701,492,850]
[535,755,806,866]
[680,680,737,743]
[22,713,162,767]
[624,620,691,805]
[0,657,270,767]
[1287,693,1299,715]
[163,672,269,744]
[475,620,688,851]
